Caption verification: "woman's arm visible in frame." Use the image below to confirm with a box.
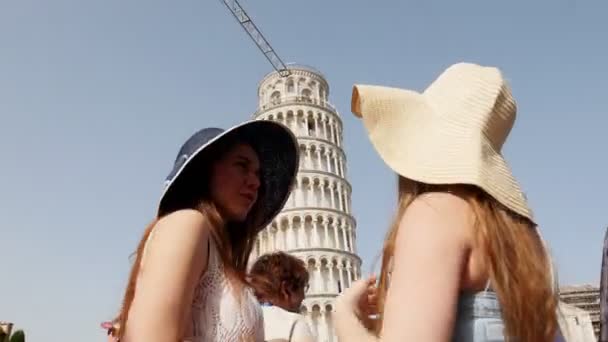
[335,192,471,342]
[123,209,211,342]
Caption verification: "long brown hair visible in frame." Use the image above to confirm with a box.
[374,176,558,342]
[114,135,265,340]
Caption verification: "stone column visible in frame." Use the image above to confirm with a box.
[333,152,339,174]
[295,177,303,207]
[325,150,332,174]
[329,183,336,209]
[315,263,323,293]
[338,264,346,291]
[337,183,344,211]
[341,223,349,252]
[323,219,330,248]
[312,218,321,247]
[327,262,336,292]
[297,216,306,248]
[320,307,329,342]
[332,221,340,249]
[307,180,314,207]
[346,262,353,288]
[305,144,312,169]
[271,227,277,250]
[348,226,355,254]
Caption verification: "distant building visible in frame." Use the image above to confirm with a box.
[0,322,14,341]
[558,301,597,342]
[250,64,361,342]
[560,284,600,339]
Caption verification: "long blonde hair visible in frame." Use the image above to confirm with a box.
[374,177,558,342]
[114,137,265,340]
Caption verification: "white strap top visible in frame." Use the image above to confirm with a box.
[139,229,264,342]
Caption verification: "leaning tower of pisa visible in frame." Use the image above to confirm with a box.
[250,64,362,342]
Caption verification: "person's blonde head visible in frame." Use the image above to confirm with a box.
[374,176,558,342]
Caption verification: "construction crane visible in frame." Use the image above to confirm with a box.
[220,0,291,77]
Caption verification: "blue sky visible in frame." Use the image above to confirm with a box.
[1,0,606,341]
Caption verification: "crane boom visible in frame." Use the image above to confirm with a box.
[221,0,291,77]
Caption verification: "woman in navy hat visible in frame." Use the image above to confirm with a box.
[112,120,299,342]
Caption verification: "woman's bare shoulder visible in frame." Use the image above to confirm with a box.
[144,209,212,264]
[396,191,476,252]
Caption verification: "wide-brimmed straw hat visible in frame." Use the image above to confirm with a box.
[351,62,534,223]
[158,120,299,230]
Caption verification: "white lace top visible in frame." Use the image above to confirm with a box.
[138,231,264,342]
[185,240,264,342]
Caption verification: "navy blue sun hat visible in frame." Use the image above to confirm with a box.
[157,120,299,230]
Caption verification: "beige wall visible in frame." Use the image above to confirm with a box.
[557,302,597,342]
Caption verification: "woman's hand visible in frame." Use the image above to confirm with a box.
[358,276,379,318]
[336,276,378,319]
[334,276,380,342]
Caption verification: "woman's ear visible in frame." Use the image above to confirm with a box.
[280,280,291,300]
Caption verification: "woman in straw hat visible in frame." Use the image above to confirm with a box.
[111,121,299,342]
[333,63,559,342]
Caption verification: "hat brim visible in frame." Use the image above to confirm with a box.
[351,84,534,222]
[158,120,299,230]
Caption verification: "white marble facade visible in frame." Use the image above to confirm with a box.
[250,65,362,342]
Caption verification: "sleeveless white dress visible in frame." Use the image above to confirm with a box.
[184,240,264,342]
[137,231,264,342]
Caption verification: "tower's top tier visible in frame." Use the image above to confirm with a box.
[256,64,335,114]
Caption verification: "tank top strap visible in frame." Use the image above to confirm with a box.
[483,279,492,294]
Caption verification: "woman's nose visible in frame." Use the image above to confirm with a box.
[248,172,261,191]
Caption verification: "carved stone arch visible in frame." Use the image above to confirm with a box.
[330,256,340,267]
[328,217,337,229]
[292,215,302,227]
[301,175,311,189]
[301,88,312,99]
[304,213,314,224]
[320,257,329,269]
[283,214,293,226]
[279,215,290,228]
[319,144,327,157]
[315,177,323,190]
[286,109,295,119]
[299,142,307,150]
[268,113,275,120]
[270,90,281,104]
[286,78,295,93]
[277,111,284,121]
[309,143,318,155]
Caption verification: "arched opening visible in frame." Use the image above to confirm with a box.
[270,90,281,105]
[301,88,313,102]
